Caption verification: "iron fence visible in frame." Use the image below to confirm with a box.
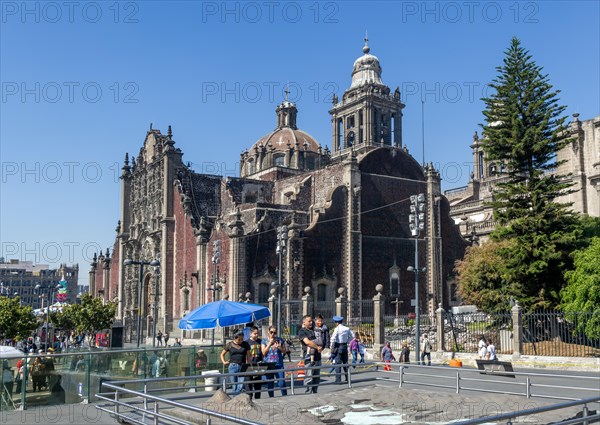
[444,311,512,354]
[384,313,437,351]
[522,310,600,357]
[348,300,374,348]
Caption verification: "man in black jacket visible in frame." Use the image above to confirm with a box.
[297,315,323,394]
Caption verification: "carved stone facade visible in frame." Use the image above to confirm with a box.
[92,41,467,337]
[446,114,600,247]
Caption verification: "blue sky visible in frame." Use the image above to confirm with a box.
[1,1,599,284]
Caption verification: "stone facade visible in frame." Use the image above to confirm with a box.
[92,40,467,337]
[446,114,600,245]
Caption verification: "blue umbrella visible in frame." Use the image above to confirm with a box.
[178,300,271,330]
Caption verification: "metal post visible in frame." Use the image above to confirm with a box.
[414,239,420,365]
[399,366,404,388]
[137,263,144,348]
[526,376,531,398]
[409,194,426,366]
[456,370,460,394]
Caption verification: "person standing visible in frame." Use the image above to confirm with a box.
[486,339,497,361]
[220,330,251,395]
[329,316,353,384]
[478,336,488,359]
[261,326,287,397]
[246,326,263,399]
[399,341,410,364]
[164,332,170,346]
[349,333,361,368]
[381,341,395,370]
[420,335,432,366]
[156,330,163,347]
[297,315,323,394]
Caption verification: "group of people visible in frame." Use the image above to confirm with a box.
[380,334,434,366]
[218,314,359,397]
[478,336,497,360]
[155,330,170,347]
[219,324,288,398]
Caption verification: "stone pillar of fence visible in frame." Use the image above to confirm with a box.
[436,303,445,352]
[302,286,313,318]
[268,288,277,327]
[335,287,347,318]
[372,284,385,356]
[512,301,523,358]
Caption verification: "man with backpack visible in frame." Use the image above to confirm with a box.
[420,335,432,366]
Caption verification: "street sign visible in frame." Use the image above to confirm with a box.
[410,299,416,307]
[408,312,416,319]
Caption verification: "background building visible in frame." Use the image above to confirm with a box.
[91,41,467,338]
[445,114,600,243]
[0,259,78,308]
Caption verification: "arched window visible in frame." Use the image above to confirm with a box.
[317,283,327,302]
[274,154,285,167]
[258,282,270,304]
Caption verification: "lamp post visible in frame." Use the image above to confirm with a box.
[207,240,222,346]
[123,258,160,348]
[35,282,61,351]
[408,193,426,364]
[274,225,288,334]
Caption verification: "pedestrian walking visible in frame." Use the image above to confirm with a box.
[156,330,163,347]
[399,341,410,364]
[420,335,432,365]
[381,341,395,370]
[330,316,353,384]
[349,333,364,367]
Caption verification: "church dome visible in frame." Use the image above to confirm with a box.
[350,37,383,89]
[250,127,320,153]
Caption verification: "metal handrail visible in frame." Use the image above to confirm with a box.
[451,396,600,425]
[96,362,600,424]
[96,382,262,425]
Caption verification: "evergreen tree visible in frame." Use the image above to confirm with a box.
[480,37,577,310]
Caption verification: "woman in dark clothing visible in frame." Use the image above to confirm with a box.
[220,330,251,395]
[245,326,264,399]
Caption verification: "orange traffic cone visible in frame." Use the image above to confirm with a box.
[297,360,306,380]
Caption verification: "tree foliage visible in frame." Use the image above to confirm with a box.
[455,240,516,313]
[478,37,578,310]
[57,293,117,344]
[0,296,37,341]
[561,237,600,339]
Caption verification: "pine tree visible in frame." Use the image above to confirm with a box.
[481,37,577,310]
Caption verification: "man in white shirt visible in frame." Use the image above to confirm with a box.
[329,316,354,384]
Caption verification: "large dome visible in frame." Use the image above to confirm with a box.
[251,127,320,153]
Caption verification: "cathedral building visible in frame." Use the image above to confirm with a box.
[90,40,467,337]
[446,114,600,243]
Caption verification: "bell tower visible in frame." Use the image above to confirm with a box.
[330,36,405,157]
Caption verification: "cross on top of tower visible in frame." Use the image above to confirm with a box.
[363,31,370,54]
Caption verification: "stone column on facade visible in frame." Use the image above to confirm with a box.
[426,164,443,314]
[372,284,385,356]
[435,303,445,352]
[302,286,313,318]
[335,287,347,318]
[286,216,304,301]
[89,253,97,297]
[118,154,132,319]
[102,249,111,304]
[268,288,277,327]
[341,154,362,320]
[228,209,246,302]
[194,218,210,310]
[332,114,338,153]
